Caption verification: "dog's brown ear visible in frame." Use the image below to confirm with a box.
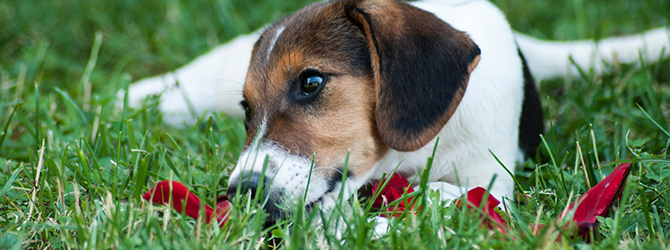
[344,0,481,151]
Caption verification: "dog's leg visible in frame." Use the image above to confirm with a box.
[118,32,260,124]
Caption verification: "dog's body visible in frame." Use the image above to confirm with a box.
[123,0,670,223]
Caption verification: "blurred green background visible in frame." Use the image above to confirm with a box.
[2,0,668,95]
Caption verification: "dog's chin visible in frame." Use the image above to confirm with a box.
[262,204,284,228]
[262,186,342,228]
[262,204,312,229]
[260,192,307,227]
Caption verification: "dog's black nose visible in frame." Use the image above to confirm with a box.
[227,171,286,225]
[227,172,264,200]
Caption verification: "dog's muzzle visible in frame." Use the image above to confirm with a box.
[227,142,336,224]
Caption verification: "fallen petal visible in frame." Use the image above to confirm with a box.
[456,187,508,233]
[371,173,418,218]
[563,163,632,224]
[372,173,411,208]
[215,195,232,226]
[142,181,214,223]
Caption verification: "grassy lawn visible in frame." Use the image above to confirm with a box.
[1,0,669,248]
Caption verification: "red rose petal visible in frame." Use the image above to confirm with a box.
[215,195,232,226]
[142,181,214,224]
[371,173,417,218]
[456,187,508,233]
[565,163,631,224]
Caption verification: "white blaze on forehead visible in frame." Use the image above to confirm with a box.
[251,117,268,149]
[267,26,285,61]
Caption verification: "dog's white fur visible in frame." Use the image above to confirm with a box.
[122,0,670,224]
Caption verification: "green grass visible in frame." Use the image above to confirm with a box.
[1,0,670,248]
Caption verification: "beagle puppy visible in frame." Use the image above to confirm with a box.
[123,0,670,224]
[228,0,534,222]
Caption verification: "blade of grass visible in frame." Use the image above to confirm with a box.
[80,32,103,110]
[489,149,524,194]
[34,82,40,148]
[576,141,596,188]
[54,87,88,124]
[637,104,670,138]
[639,186,655,239]
[540,134,567,198]
[0,168,22,199]
[0,103,19,149]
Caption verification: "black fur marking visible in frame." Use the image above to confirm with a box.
[324,168,351,195]
[517,49,544,157]
[384,45,481,135]
[345,1,481,151]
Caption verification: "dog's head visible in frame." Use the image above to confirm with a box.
[227,0,480,221]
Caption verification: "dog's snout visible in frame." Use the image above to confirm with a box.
[227,171,284,224]
[227,172,265,200]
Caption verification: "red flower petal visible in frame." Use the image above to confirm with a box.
[371,173,417,218]
[215,195,232,226]
[456,187,508,233]
[563,163,631,228]
[142,181,214,224]
[531,163,633,240]
[439,163,631,239]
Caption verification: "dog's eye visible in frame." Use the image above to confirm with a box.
[301,74,324,95]
[294,70,327,102]
[240,99,251,130]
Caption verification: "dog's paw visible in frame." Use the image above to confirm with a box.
[424,182,464,202]
[116,32,259,125]
[370,216,390,238]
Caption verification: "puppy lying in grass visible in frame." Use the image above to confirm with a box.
[123,0,670,228]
